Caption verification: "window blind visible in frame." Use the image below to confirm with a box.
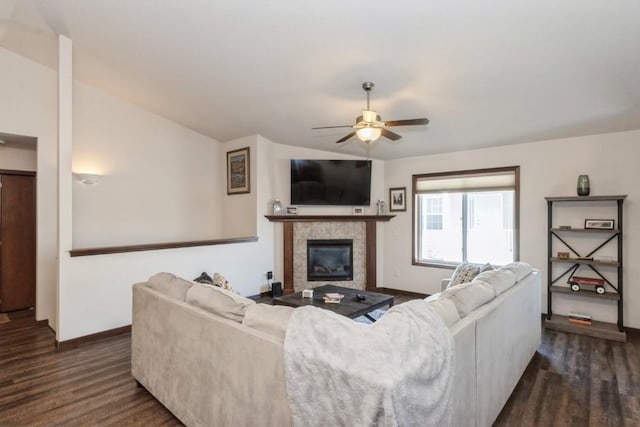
[415,169,517,194]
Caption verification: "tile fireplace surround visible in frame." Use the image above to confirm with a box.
[265,215,395,294]
[294,222,365,292]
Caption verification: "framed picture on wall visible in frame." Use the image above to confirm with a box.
[389,187,407,212]
[227,147,250,195]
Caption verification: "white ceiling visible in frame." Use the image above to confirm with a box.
[1,0,639,160]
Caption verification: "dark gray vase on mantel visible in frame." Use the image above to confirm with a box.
[577,174,590,196]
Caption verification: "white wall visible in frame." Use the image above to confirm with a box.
[57,134,282,340]
[0,141,37,171]
[220,135,259,238]
[72,80,222,248]
[0,47,58,329]
[383,130,640,327]
[58,241,274,340]
[268,143,386,285]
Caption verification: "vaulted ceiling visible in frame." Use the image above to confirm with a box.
[1,0,639,159]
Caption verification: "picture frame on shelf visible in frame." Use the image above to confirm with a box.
[584,219,615,230]
[352,207,364,215]
[226,147,250,195]
[389,187,406,212]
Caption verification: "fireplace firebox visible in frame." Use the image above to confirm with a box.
[307,239,353,282]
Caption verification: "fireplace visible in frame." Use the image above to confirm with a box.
[307,239,353,282]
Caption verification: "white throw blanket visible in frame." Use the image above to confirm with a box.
[284,299,454,427]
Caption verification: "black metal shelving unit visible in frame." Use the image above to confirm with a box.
[544,195,627,342]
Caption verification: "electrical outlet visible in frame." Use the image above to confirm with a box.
[266,271,273,280]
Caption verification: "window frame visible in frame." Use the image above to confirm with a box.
[411,166,520,269]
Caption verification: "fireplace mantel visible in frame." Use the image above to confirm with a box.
[266,214,396,293]
[265,215,395,222]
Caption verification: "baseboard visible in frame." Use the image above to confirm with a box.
[56,325,131,352]
[35,319,56,335]
[381,287,429,299]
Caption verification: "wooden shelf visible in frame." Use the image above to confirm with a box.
[265,215,395,222]
[544,195,627,202]
[549,257,619,267]
[551,228,619,233]
[545,314,626,342]
[549,285,620,301]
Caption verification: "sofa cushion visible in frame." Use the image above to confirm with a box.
[424,294,461,327]
[146,272,193,301]
[473,269,517,296]
[499,262,532,281]
[242,303,295,341]
[441,281,495,317]
[186,282,255,322]
[448,262,482,288]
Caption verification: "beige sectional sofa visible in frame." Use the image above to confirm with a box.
[132,264,540,427]
[436,264,541,426]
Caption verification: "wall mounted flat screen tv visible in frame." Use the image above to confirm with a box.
[290,159,372,206]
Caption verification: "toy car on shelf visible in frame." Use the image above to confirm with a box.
[567,276,605,294]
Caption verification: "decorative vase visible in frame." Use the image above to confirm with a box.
[376,200,385,215]
[272,199,283,215]
[577,175,590,196]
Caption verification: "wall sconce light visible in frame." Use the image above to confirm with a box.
[73,173,101,185]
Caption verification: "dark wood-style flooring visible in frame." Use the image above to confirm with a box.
[1,303,638,426]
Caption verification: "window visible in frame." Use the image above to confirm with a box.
[425,197,443,230]
[412,166,519,267]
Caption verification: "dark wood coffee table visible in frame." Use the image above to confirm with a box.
[273,284,394,321]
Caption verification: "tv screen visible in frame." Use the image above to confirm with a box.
[290,159,372,206]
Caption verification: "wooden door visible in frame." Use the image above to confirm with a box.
[0,173,36,312]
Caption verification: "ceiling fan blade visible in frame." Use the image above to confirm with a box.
[336,131,356,143]
[312,125,353,129]
[384,118,430,127]
[381,128,402,141]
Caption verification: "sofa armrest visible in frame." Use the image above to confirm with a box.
[441,279,451,291]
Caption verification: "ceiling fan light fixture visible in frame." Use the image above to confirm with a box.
[356,127,382,143]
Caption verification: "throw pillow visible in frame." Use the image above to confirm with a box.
[242,303,295,341]
[193,272,213,285]
[479,262,494,273]
[213,272,235,292]
[448,262,481,288]
[186,282,255,322]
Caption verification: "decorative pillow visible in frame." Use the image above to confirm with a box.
[441,281,495,318]
[479,262,494,273]
[186,282,255,322]
[146,272,193,301]
[193,272,213,285]
[499,262,532,282]
[213,272,235,292]
[424,294,461,327]
[448,262,481,288]
[473,269,517,296]
[242,303,295,341]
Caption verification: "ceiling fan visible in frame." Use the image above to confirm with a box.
[312,82,429,144]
